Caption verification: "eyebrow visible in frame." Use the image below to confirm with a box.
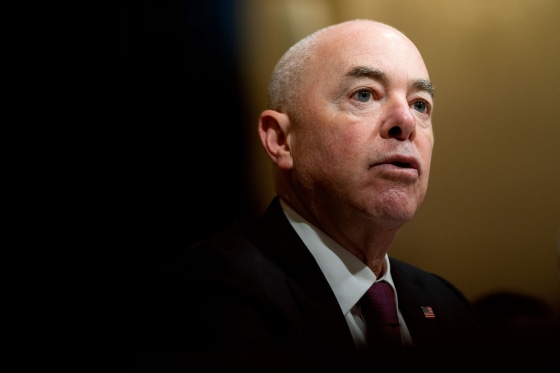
[413,79,435,97]
[346,66,435,97]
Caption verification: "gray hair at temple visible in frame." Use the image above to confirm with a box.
[266,22,344,117]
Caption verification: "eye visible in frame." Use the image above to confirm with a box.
[355,89,372,103]
[412,100,428,113]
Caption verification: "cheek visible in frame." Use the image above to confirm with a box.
[334,127,373,164]
[295,104,368,167]
[318,127,366,165]
[290,129,328,168]
[420,141,434,184]
[292,127,357,186]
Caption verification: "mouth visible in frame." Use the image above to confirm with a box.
[373,155,420,173]
[390,160,414,168]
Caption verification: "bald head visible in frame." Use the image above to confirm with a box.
[267,19,429,117]
[259,17,435,242]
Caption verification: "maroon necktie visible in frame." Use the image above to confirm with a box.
[360,281,403,350]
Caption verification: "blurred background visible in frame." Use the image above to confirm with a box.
[120,0,560,320]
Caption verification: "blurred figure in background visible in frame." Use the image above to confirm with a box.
[474,291,560,363]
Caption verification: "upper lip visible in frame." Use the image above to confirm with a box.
[372,154,421,173]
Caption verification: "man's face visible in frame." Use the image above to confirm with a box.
[288,23,435,226]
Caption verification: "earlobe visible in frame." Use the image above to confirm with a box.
[258,110,293,169]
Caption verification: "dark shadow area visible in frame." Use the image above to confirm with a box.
[114,0,252,363]
[473,291,560,364]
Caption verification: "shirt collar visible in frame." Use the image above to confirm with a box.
[280,200,397,316]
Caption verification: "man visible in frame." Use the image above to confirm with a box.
[137,19,482,369]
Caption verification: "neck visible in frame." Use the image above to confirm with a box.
[279,195,400,277]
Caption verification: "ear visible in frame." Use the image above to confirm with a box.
[258,110,293,170]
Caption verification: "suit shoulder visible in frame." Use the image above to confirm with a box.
[389,257,471,301]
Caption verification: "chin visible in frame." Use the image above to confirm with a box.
[375,201,420,226]
[385,211,416,226]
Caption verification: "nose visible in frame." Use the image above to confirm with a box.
[380,100,416,141]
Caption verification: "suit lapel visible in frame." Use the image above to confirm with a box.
[390,258,441,346]
[253,197,356,353]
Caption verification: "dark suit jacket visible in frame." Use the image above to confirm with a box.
[135,197,483,369]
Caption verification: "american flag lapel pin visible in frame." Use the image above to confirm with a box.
[421,306,435,319]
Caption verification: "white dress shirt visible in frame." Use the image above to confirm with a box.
[280,200,413,350]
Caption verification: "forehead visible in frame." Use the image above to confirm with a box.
[310,23,429,84]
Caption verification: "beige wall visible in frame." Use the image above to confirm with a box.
[238,0,560,311]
